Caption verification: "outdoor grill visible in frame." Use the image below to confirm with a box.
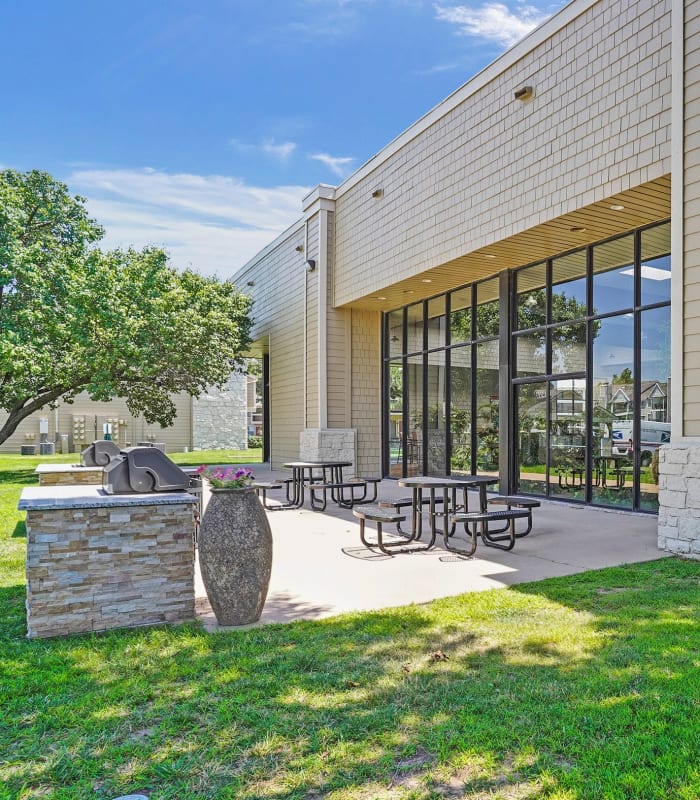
[102,446,191,494]
[81,440,121,467]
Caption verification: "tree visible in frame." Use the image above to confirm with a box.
[0,169,252,445]
[612,367,632,385]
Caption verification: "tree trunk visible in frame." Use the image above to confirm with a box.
[0,386,78,446]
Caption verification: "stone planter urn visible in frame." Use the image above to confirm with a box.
[198,487,273,625]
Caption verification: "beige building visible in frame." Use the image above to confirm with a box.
[0,372,249,454]
[238,0,696,552]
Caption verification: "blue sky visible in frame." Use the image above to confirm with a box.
[1,0,566,279]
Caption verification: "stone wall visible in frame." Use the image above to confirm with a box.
[300,428,356,478]
[192,372,248,451]
[657,443,700,559]
[25,502,195,638]
[37,467,102,486]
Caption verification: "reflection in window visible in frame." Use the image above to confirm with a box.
[450,346,472,474]
[552,250,587,323]
[405,355,423,475]
[591,314,634,509]
[515,331,546,377]
[639,306,671,512]
[427,296,446,350]
[549,379,586,501]
[388,310,403,358]
[406,303,424,354]
[450,287,472,344]
[426,351,447,475]
[592,235,634,315]
[516,382,547,496]
[388,361,403,476]
[640,255,671,306]
[476,278,500,338]
[516,263,546,330]
[475,341,499,474]
[551,321,586,374]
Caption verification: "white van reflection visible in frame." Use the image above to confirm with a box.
[611,421,671,465]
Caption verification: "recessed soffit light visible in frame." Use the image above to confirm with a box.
[484,254,497,259]
[609,204,625,211]
[421,279,432,283]
[569,226,586,232]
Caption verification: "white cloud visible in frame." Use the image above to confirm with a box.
[309,153,355,177]
[435,2,551,48]
[260,139,297,160]
[68,167,310,280]
[229,137,297,161]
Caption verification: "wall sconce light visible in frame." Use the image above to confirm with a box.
[295,244,305,253]
[246,280,255,287]
[306,259,316,272]
[514,85,533,101]
[371,188,384,199]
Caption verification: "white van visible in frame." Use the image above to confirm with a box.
[611,421,671,465]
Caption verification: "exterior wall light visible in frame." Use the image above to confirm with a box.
[306,259,316,272]
[295,244,305,252]
[246,280,255,286]
[514,85,533,101]
[371,188,384,199]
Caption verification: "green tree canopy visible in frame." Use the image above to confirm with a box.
[0,169,252,445]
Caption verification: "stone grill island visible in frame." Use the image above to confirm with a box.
[20,485,197,638]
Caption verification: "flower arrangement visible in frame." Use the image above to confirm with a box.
[195,465,255,489]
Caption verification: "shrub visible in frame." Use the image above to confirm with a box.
[248,436,262,449]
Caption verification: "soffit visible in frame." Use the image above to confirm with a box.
[342,175,671,311]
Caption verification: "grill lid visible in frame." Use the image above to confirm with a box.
[102,446,190,494]
[81,440,121,467]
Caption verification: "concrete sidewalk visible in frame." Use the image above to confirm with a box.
[195,465,664,630]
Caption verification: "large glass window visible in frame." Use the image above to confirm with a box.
[384,219,670,515]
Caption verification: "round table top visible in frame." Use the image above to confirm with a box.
[398,474,497,488]
[283,461,352,469]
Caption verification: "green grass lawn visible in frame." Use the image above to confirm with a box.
[1,454,699,799]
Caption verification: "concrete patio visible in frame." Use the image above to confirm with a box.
[195,466,664,630]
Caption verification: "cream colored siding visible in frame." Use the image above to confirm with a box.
[326,212,350,428]
[351,309,382,475]
[305,215,320,427]
[685,0,700,433]
[333,0,671,307]
[237,222,307,467]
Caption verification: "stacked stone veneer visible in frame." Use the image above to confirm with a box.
[657,443,700,559]
[37,466,103,486]
[192,372,248,451]
[300,429,356,477]
[25,500,195,638]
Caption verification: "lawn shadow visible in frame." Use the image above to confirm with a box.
[2,560,700,798]
[11,520,26,538]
